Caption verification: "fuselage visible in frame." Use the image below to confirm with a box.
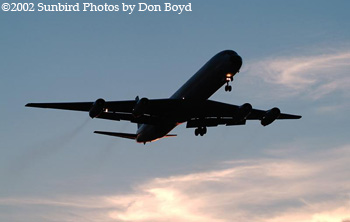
[136,50,243,143]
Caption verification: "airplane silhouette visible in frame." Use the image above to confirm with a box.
[26,50,301,144]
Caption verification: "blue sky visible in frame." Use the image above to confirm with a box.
[1,0,350,221]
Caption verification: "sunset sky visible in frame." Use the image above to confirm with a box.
[1,0,350,221]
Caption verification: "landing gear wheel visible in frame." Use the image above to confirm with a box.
[225,85,232,92]
[200,127,207,136]
[195,128,199,136]
[195,127,207,136]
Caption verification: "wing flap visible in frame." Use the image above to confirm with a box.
[96,112,175,125]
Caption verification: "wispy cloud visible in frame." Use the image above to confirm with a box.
[245,50,350,100]
[1,145,349,222]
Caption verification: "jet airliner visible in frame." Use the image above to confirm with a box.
[26,50,301,144]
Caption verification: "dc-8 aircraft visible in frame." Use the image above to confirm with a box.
[26,50,301,144]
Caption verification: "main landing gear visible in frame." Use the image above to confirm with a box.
[225,73,234,92]
[194,127,207,136]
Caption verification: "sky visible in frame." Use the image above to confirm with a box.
[1,0,350,221]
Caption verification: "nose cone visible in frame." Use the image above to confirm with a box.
[228,50,242,67]
[220,50,242,72]
[220,50,242,67]
[220,49,239,57]
[233,54,242,70]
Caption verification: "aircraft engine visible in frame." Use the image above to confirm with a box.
[237,103,252,121]
[89,98,105,118]
[132,97,149,117]
[261,107,280,126]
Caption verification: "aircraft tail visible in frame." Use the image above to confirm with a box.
[94,131,138,140]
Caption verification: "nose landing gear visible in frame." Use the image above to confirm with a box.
[194,127,207,136]
[225,84,232,92]
[224,73,234,92]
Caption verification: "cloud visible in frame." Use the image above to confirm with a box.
[267,206,350,222]
[106,147,350,222]
[244,50,350,100]
[315,103,350,114]
[1,145,349,222]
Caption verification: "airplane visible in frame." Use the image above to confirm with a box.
[26,50,301,144]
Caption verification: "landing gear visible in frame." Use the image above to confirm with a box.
[224,74,234,92]
[194,127,207,136]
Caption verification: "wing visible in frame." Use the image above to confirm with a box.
[25,99,241,122]
[185,101,301,128]
[26,99,187,125]
[245,109,301,120]
[26,99,301,126]
[25,100,135,112]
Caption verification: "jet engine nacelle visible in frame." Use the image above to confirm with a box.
[89,98,105,118]
[132,97,149,118]
[237,103,252,121]
[261,107,280,126]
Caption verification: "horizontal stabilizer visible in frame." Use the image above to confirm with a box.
[94,131,138,140]
[164,134,177,137]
